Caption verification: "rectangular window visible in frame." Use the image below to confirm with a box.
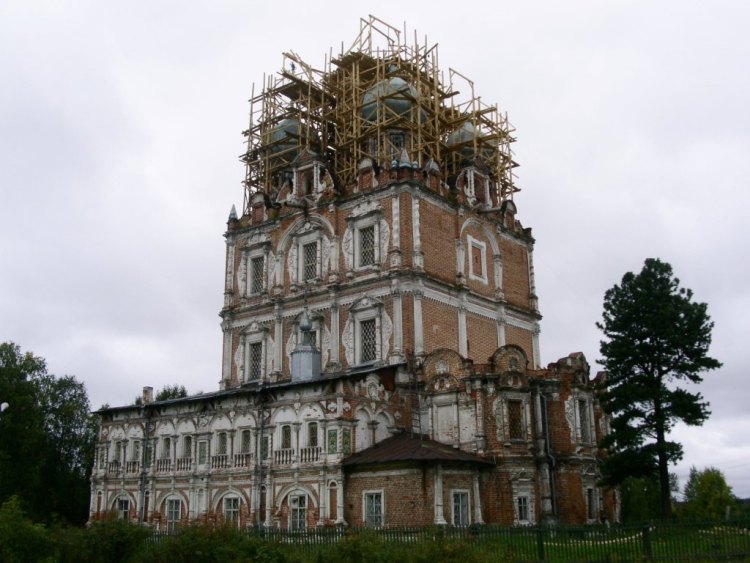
[303,242,317,281]
[131,440,141,461]
[281,425,292,449]
[249,342,263,381]
[508,400,525,441]
[241,430,251,453]
[586,488,597,520]
[182,436,192,458]
[162,437,171,459]
[307,422,318,447]
[217,433,228,455]
[224,497,240,525]
[250,256,265,294]
[117,498,129,520]
[341,428,351,456]
[452,491,469,526]
[327,429,338,454]
[517,496,529,523]
[167,499,181,532]
[579,400,591,443]
[290,495,306,530]
[144,444,152,467]
[360,318,377,363]
[198,441,208,465]
[261,435,270,460]
[359,225,375,267]
[364,492,383,527]
[113,441,122,462]
[471,244,484,277]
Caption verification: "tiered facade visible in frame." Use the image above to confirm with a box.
[91,17,617,530]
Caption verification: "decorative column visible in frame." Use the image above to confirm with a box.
[472,472,484,524]
[458,303,468,357]
[532,323,542,369]
[329,295,340,370]
[390,288,403,364]
[221,323,232,388]
[413,290,424,356]
[390,192,402,269]
[496,309,506,348]
[527,246,539,312]
[274,304,283,376]
[411,195,424,270]
[434,464,447,525]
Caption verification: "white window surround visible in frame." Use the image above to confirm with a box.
[341,201,390,274]
[223,496,240,526]
[467,235,488,283]
[566,392,596,446]
[240,324,272,383]
[363,489,384,527]
[166,498,181,532]
[516,495,530,524]
[342,296,392,367]
[289,494,307,530]
[240,240,273,297]
[353,215,381,270]
[451,489,471,526]
[295,231,323,284]
[495,393,532,444]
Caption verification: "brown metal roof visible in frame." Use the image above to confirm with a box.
[342,433,495,467]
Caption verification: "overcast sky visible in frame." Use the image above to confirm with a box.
[2,1,748,497]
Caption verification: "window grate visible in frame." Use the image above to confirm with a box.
[508,400,524,440]
[360,225,375,267]
[249,342,263,380]
[453,492,469,526]
[365,492,383,527]
[251,256,264,293]
[360,318,377,363]
[303,242,317,281]
[308,422,318,447]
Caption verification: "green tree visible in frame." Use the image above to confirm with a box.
[681,466,737,520]
[0,342,98,524]
[597,259,721,519]
[618,474,679,523]
[155,384,188,401]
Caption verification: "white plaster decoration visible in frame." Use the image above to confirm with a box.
[496,316,507,348]
[234,339,244,380]
[225,240,235,293]
[411,196,424,269]
[456,240,466,282]
[330,300,340,369]
[458,302,468,357]
[564,395,577,444]
[433,464,447,525]
[274,308,283,375]
[341,296,392,367]
[238,252,247,296]
[472,474,483,523]
[222,330,232,385]
[493,253,503,297]
[390,290,403,364]
[532,324,541,369]
[342,212,390,273]
[528,247,539,312]
[390,193,401,268]
[466,235,488,284]
[328,236,340,282]
[285,219,332,288]
[413,290,424,356]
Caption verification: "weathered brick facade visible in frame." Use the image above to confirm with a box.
[90,19,617,531]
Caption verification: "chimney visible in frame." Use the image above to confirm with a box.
[143,386,154,405]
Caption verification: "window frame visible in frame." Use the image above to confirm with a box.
[451,490,470,527]
[516,495,530,524]
[166,498,181,533]
[467,235,488,283]
[223,496,240,526]
[117,498,130,521]
[363,490,384,528]
[289,494,307,531]
[249,255,266,295]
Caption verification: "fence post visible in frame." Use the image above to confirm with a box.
[642,526,652,560]
[536,527,545,561]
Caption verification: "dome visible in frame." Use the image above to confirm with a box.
[263,118,302,157]
[446,122,495,161]
[361,77,418,122]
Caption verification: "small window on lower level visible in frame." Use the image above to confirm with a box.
[117,498,130,520]
[166,499,181,532]
[452,491,469,526]
[517,495,529,523]
[364,491,383,527]
[290,495,307,530]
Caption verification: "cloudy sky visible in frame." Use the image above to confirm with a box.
[2,1,748,497]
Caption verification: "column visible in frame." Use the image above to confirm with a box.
[412,195,424,270]
[390,289,403,364]
[274,304,283,375]
[532,323,541,369]
[329,296,340,370]
[434,464,447,525]
[458,305,468,357]
[472,472,484,524]
[413,290,424,356]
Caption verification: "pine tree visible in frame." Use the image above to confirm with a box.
[597,259,721,519]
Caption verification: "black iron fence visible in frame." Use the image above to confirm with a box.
[149,519,750,561]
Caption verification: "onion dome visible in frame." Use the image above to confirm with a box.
[263,118,302,158]
[361,77,418,122]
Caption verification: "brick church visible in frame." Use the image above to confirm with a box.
[91,17,618,530]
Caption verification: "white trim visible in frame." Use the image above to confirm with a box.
[467,235,488,284]
[450,489,471,526]
[362,489,385,527]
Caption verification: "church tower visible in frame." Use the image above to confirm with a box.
[91,17,616,530]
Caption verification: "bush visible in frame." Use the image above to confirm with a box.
[0,496,55,563]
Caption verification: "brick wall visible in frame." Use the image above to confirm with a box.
[466,313,497,363]
[422,298,458,353]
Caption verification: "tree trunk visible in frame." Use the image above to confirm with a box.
[654,399,672,519]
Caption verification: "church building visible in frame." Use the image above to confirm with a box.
[91,17,618,530]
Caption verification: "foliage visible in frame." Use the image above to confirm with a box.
[619,475,679,523]
[597,259,721,518]
[0,496,55,563]
[0,342,98,525]
[155,384,188,401]
[681,466,738,520]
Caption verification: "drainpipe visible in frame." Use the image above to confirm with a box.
[541,394,557,516]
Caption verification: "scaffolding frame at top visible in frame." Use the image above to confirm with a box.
[241,15,518,214]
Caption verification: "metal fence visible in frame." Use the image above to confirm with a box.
[150,519,750,561]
